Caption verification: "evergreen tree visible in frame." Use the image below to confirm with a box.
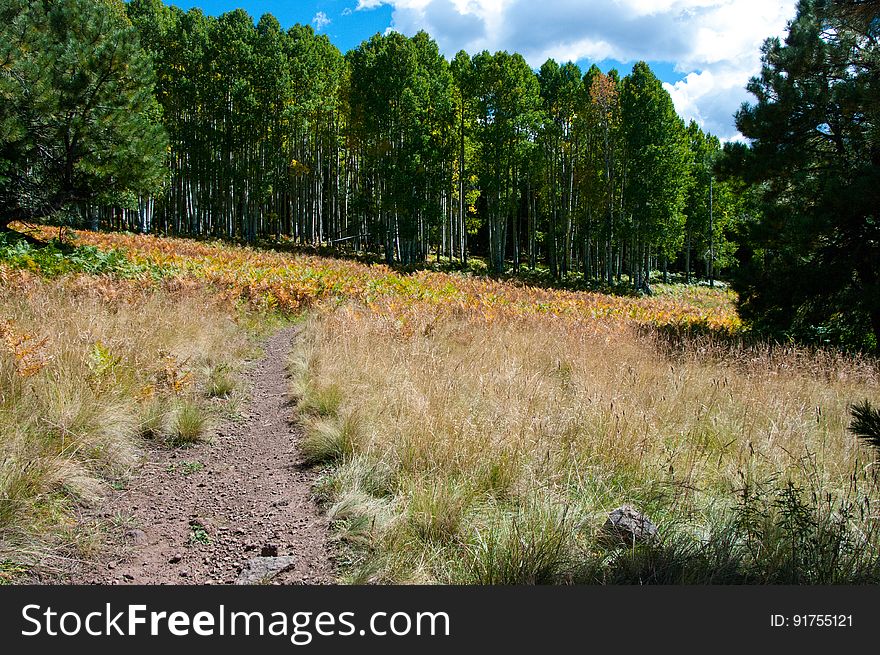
[0,0,166,229]
[730,0,880,349]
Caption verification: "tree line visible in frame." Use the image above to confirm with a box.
[2,0,735,286]
[1,0,877,347]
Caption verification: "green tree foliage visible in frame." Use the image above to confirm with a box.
[346,31,453,264]
[537,60,580,277]
[3,1,741,289]
[126,1,345,241]
[621,62,691,290]
[0,0,167,228]
[471,51,542,274]
[582,66,623,284]
[449,50,480,264]
[684,121,739,284]
[729,0,880,349]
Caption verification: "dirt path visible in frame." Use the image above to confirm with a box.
[71,326,335,585]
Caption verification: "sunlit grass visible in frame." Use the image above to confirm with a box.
[293,304,880,584]
[0,266,251,577]
[19,224,742,333]
[8,225,877,584]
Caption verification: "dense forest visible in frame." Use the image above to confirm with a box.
[0,0,878,347]
[0,0,736,287]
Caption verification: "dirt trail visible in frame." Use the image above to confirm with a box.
[71,326,335,585]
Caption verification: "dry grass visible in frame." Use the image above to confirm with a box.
[295,304,880,583]
[0,267,252,576]
[20,224,742,332]
[5,225,878,584]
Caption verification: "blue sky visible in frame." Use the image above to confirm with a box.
[163,1,798,140]
[166,1,394,53]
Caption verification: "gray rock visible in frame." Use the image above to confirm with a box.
[124,529,148,546]
[601,505,658,546]
[234,556,296,585]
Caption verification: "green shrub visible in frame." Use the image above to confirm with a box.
[167,400,210,447]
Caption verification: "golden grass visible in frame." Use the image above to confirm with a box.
[6,225,879,583]
[19,224,741,332]
[296,304,880,583]
[0,266,252,575]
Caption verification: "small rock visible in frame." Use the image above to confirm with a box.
[107,561,116,570]
[235,556,296,585]
[123,573,135,581]
[124,529,148,546]
[179,570,189,578]
[169,554,182,564]
[600,505,659,546]
[260,544,278,557]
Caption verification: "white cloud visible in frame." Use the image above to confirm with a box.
[312,11,331,31]
[356,0,797,140]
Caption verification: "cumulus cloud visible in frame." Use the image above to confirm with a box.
[355,0,797,140]
[312,11,331,31]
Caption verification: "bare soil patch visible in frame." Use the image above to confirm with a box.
[69,326,335,585]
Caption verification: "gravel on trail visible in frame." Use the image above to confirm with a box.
[69,326,335,585]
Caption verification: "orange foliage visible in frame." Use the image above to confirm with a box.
[0,318,52,377]
[26,226,742,333]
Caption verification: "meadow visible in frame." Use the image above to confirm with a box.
[0,231,260,579]
[2,226,878,583]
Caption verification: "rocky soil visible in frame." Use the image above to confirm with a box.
[69,326,335,585]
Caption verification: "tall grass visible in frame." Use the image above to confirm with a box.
[294,304,880,584]
[0,267,251,575]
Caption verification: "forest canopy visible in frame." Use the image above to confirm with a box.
[2,0,731,289]
[1,0,877,349]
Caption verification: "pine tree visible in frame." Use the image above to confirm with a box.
[0,0,167,229]
[730,0,880,349]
